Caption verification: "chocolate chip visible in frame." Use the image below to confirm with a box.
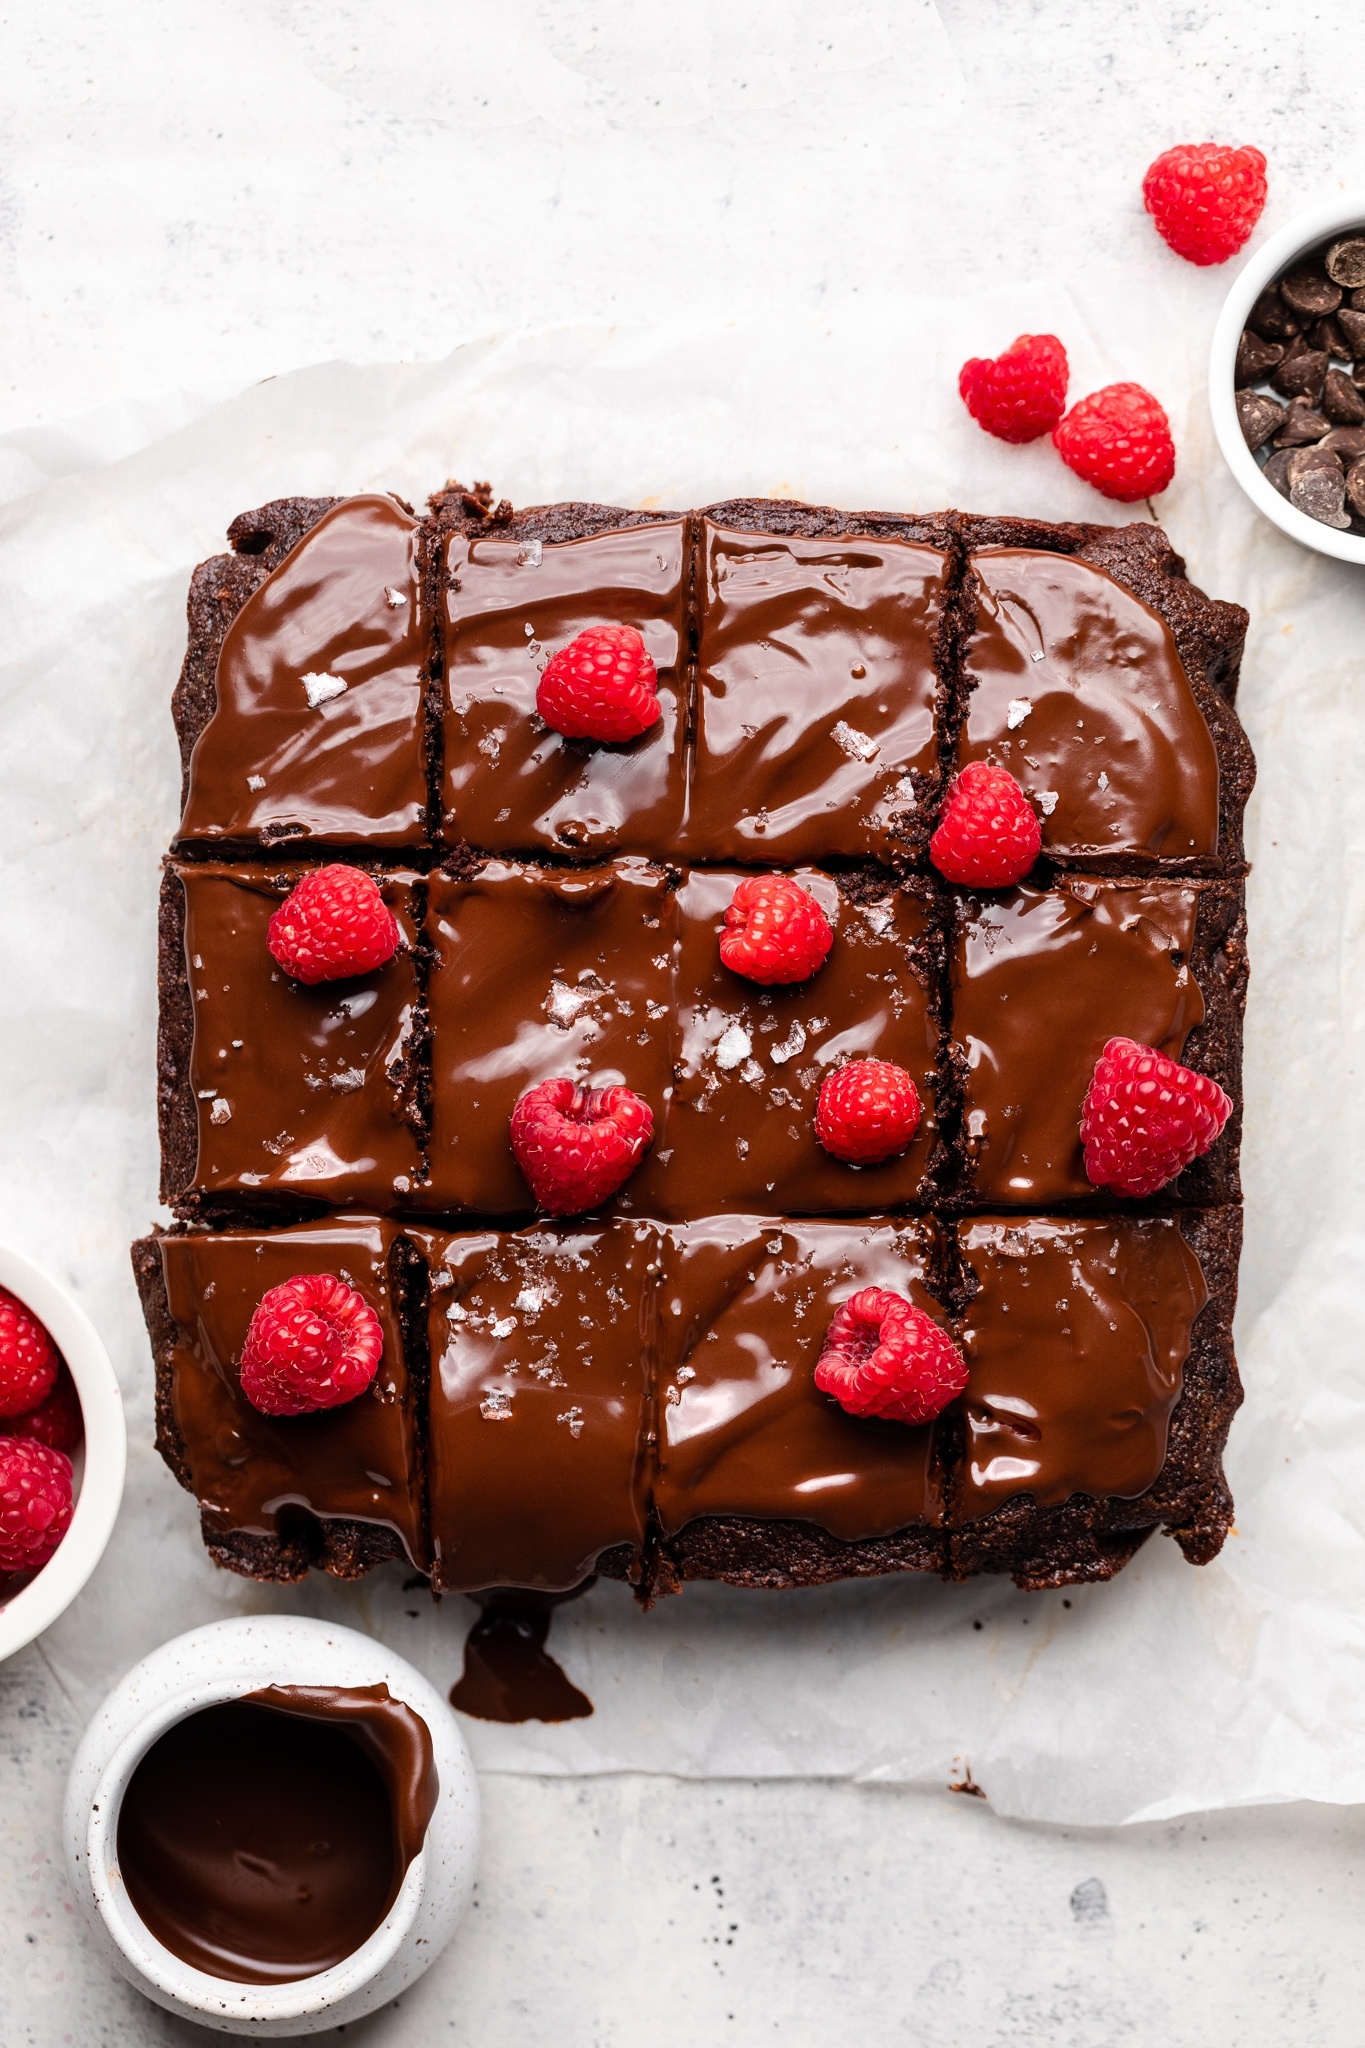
[1327,237,1365,288]
[1261,448,1295,497]
[1324,367,1365,424]
[1338,307,1365,357]
[1272,348,1327,404]
[1247,284,1301,340]
[1290,465,1351,527]
[1281,262,1343,317]
[1286,445,1343,487]
[1273,399,1332,446]
[1311,314,1352,360]
[1235,330,1284,385]
[1347,458,1365,517]
[1236,389,1286,450]
[1319,424,1365,458]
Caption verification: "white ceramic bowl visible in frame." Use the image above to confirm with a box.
[0,1241,126,1661]
[64,1613,480,2036]
[1210,192,1365,565]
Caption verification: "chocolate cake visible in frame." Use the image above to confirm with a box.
[138,486,1253,1595]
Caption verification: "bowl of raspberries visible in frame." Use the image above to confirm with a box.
[0,1245,125,1661]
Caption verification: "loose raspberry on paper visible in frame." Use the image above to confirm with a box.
[1080,1036,1232,1197]
[958,334,1070,443]
[267,865,400,985]
[510,1079,654,1215]
[929,762,1041,887]
[1142,143,1268,267]
[239,1274,384,1416]
[8,1367,83,1453]
[814,1287,968,1427]
[814,1060,922,1166]
[0,1286,60,1420]
[536,624,662,743]
[0,1438,73,1574]
[1053,383,1176,501]
[719,875,834,986]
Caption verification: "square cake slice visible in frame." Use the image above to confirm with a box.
[158,862,426,1214]
[175,495,432,851]
[131,1216,429,1580]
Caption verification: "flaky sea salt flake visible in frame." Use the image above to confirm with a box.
[832,720,879,762]
[302,671,348,708]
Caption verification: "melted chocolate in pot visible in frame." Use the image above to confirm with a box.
[116,1684,438,1985]
[450,1587,595,1724]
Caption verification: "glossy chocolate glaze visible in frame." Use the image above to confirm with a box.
[955,1216,1207,1515]
[159,1218,427,1567]
[117,1683,437,1984]
[176,863,422,1208]
[419,1222,656,1590]
[952,879,1204,1204]
[178,496,430,848]
[653,1216,945,1541]
[442,522,688,855]
[449,1587,594,1723]
[633,871,939,1218]
[677,524,947,862]
[959,550,1220,863]
[421,859,677,1214]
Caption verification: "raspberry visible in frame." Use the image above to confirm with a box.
[267,865,400,985]
[718,875,834,986]
[958,333,1069,444]
[1080,1036,1232,1198]
[929,762,1041,887]
[510,1079,654,1215]
[536,625,662,743]
[0,1438,73,1574]
[1142,143,1268,267]
[239,1274,384,1416]
[1053,383,1176,502]
[814,1060,922,1166]
[0,1287,59,1420]
[814,1287,968,1427]
[8,1366,82,1453]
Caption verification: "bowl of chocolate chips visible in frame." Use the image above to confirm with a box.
[1211,195,1365,563]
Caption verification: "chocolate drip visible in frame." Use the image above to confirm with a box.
[116,1684,437,1985]
[449,1587,595,1723]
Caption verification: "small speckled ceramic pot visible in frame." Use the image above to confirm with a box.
[0,1241,126,1662]
[1209,192,1365,565]
[64,1614,479,2036]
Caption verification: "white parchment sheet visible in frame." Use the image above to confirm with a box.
[2,290,1362,1827]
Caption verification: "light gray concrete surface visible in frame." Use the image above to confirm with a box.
[2,2,1363,2040]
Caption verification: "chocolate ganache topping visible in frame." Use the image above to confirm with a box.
[952,878,1207,1204]
[958,549,1220,864]
[955,1215,1208,1515]
[443,521,688,856]
[178,496,430,849]
[117,1682,437,1984]
[176,862,423,1210]
[160,1217,427,1567]
[679,525,948,863]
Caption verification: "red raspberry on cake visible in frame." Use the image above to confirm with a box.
[815,1059,922,1166]
[8,1367,82,1453]
[719,874,834,986]
[1142,143,1268,267]
[239,1273,384,1416]
[0,1438,73,1574]
[536,624,662,743]
[1053,383,1176,502]
[0,1286,60,1420]
[815,1287,968,1426]
[267,865,400,985]
[929,762,1041,887]
[1080,1036,1232,1197]
[510,1079,654,1215]
[958,333,1069,444]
